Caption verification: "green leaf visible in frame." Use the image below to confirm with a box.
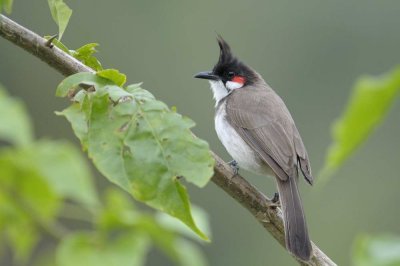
[47,0,72,40]
[86,90,212,239]
[6,222,38,264]
[57,74,214,239]
[0,0,14,14]
[0,149,61,222]
[72,43,103,71]
[28,140,99,209]
[0,149,61,262]
[56,72,112,97]
[155,205,211,242]
[57,232,150,266]
[94,189,208,266]
[97,69,127,87]
[0,86,33,146]
[42,39,103,71]
[0,192,39,264]
[134,215,208,266]
[96,189,140,231]
[319,67,400,182]
[353,234,400,266]
[175,239,208,266]
[55,101,89,148]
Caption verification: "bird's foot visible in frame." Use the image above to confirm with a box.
[272,192,279,203]
[228,160,239,176]
[269,192,280,208]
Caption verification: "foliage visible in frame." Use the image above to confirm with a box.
[56,72,214,239]
[45,0,214,242]
[353,234,400,266]
[320,67,400,183]
[47,0,72,40]
[0,0,13,14]
[0,88,33,146]
[0,86,209,266]
[43,37,103,71]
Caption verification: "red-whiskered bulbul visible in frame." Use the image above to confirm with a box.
[194,36,313,261]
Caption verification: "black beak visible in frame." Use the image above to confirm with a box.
[194,71,219,81]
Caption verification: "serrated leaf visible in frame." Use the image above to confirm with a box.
[72,43,103,71]
[319,67,400,182]
[0,86,33,146]
[86,91,212,239]
[353,234,400,266]
[57,232,150,266]
[0,0,13,14]
[47,0,72,40]
[57,74,214,239]
[97,69,126,87]
[56,72,112,97]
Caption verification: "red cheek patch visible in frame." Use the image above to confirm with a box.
[232,76,245,85]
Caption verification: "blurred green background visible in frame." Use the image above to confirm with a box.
[1,1,400,265]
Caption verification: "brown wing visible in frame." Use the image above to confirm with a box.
[226,84,313,184]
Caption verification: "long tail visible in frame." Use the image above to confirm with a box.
[276,176,312,261]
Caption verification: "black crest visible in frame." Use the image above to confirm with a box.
[213,35,257,85]
[216,35,235,67]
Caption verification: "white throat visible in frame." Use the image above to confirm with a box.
[209,80,243,105]
[209,80,229,105]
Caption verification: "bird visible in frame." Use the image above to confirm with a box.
[194,36,313,261]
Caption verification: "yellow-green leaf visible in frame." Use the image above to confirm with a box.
[57,232,150,266]
[72,43,103,71]
[0,86,33,146]
[0,0,14,14]
[97,69,126,87]
[353,234,400,266]
[319,67,400,183]
[47,0,72,40]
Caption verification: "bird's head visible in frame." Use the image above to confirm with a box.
[194,36,257,102]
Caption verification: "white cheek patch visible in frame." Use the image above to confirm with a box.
[226,81,244,90]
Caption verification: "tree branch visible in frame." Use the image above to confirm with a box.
[0,14,336,266]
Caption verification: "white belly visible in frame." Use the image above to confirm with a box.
[215,104,274,177]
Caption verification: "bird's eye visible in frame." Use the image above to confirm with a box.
[227,72,235,78]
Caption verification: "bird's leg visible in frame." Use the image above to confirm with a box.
[269,192,281,208]
[228,160,239,176]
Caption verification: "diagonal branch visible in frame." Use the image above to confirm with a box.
[0,14,336,266]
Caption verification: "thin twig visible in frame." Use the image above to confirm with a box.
[0,14,336,266]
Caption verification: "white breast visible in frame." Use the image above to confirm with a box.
[215,104,274,176]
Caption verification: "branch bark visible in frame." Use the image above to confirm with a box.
[0,14,336,266]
